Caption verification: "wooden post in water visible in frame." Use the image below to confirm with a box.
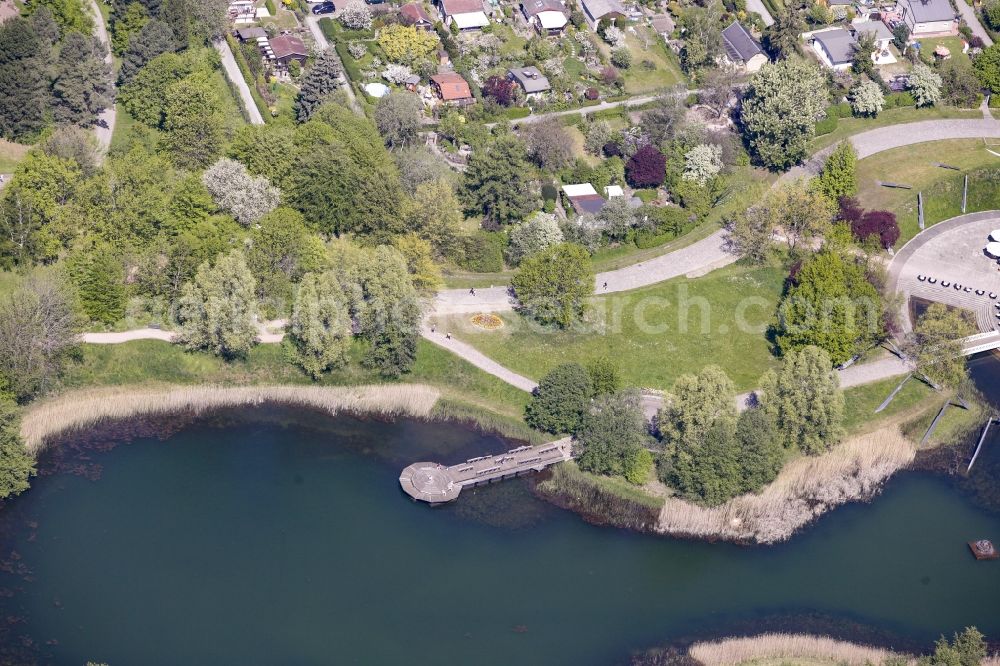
[962,175,968,214]
[918,191,925,230]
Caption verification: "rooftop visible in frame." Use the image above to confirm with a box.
[269,34,308,59]
[562,183,599,197]
[853,19,893,41]
[431,72,473,100]
[581,0,625,20]
[441,0,487,14]
[721,21,763,63]
[904,0,956,23]
[814,28,857,65]
[400,2,433,23]
[508,66,551,93]
[520,0,566,17]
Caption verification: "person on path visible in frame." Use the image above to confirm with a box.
[603,282,608,289]
[469,288,476,296]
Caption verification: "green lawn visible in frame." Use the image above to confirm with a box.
[210,69,250,132]
[0,138,29,173]
[64,337,535,434]
[854,139,1000,246]
[436,262,786,391]
[841,373,935,434]
[912,36,971,67]
[621,31,683,94]
[810,105,984,152]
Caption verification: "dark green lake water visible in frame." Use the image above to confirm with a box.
[1,359,1000,665]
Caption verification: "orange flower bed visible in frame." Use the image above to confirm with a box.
[470,313,503,330]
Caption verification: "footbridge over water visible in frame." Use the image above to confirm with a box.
[399,438,573,503]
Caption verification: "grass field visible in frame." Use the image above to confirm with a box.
[437,262,786,391]
[0,138,30,173]
[841,373,935,434]
[855,139,1000,245]
[810,105,984,152]
[621,31,683,94]
[63,337,534,433]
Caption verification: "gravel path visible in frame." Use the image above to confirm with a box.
[956,0,994,47]
[214,38,265,126]
[89,0,116,157]
[745,0,774,26]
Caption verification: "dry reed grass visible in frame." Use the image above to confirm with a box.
[21,384,441,454]
[688,633,909,665]
[657,427,916,544]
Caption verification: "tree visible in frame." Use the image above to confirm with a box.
[245,207,322,313]
[699,64,741,119]
[522,119,574,170]
[815,141,857,204]
[394,146,452,194]
[726,203,774,264]
[525,363,593,433]
[288,272,352,378]
[377,24,438,64]
[596,196,637,241]
[162,72,223,169]
[905,302,977,390]
[930,628,986,666]
[29,6,60,49]
[40,125,101,176]
[175,250,259,358]
[374,91,422,149]
[611,46,632,69]
[850,77,884,117]
[682,144,723,186]
[741,59,828,170]
[462,135,535,226]
[27,0,92,34]
[0,276,79,401]
[406,178,462,255]
[735,408,783,492]
[392,233,443,292]
[760,346,844,454]
[626,145,666,188]
[0,18,48,141]
[160,0,228,46]
[118,51,195,128]
[202,158,282,226]
[584,120,614,156]
[227,124,297,184]
[577,390,653,484]
[906,61,942,107]
[768,179,836,252]
[68,243,126,324]
[774,250,884,365]
[973,44,1000,94]
[940,59,982,107]
[851,209,900,249]
[678,1,723,72]
[119,19,176,84]
[507,212,563,264]
[892,22,910,50]
[482,75,518,106]
[52,31,113,126]
[851,31,877,78]
[295,48,342,122]
[658,365,735,445]
[512,243,593,328]
[0,398,35,500]
[339,0,373,30]
[587,358,622,396]
[111,1,150,55]
[764,3,804,59]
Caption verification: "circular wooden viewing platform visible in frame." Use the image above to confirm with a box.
[399,463,461,503]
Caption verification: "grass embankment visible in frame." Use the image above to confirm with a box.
[0,138,30,173]
[534,461,665,531]
[810,105,985,153]
[688,633,908,666]
[438,262,785,391]
[59,337,540,444]
[855,139,1000,246]
[841,374,936,435]
[21,383,440,454]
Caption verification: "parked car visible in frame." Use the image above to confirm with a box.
[364,0,386,5]
[312,1,335,13]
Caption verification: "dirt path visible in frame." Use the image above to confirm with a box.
[214,38,266,125]
[89,0,116,158]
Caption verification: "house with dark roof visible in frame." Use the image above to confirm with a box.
[400,2,434,30]
[508,66,551,98]
[649,14,675,37]
[437,0,490,30]
[430,72,475,106]
[720,21,767,72]
[562,184,606,215]
[896,0,958,36]
[580,0,625,30]
[520,0,568,34]
[235,26,266,42]
[269,34,308,67]
[810,27,856,70]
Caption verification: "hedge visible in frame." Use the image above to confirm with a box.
[265,0,276,15]
[814,116,838,135]
[825,102,853,118]
[455,232,506,272]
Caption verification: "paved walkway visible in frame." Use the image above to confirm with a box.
[89,0,116,157]
[304,16,362,115]
[214,38,265,126]
[956,0,994,47]
[745,0,774,26]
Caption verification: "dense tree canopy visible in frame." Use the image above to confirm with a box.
[175,250,260,358]
[577,390,653,484]
[463,135,535,226]
[0,18,49,141]
[0,398,36,500]
[906,302,977,390]
[760,346,844,454]
[51,31,113,126]
[525,363,593,434]
[288,271,353,378]
[512,243,593,328]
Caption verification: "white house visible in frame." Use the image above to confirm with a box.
[810,27,857,71]
[438,0,490,30]
[895,0,958,36]
[520,0,568,34]
[580,0,625,30]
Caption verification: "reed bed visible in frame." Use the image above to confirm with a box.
[688,633,909,665]
[657,427,915,544]
[21,384,441,454]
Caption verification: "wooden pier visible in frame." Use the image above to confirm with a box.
[399,438,573,503]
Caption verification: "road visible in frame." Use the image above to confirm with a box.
[304,15,362,114]
[745,0,774,26]
[214,38,266,125]
[89,0,116,157]
[955,0,993,47]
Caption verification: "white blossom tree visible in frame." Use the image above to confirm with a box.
[202,158,281,226]
[682,144,723,185]
[850,78,884,117]
[908,62,942,107]
[507,213,564,265]
[603,25,626,48]
[340,1,373,30]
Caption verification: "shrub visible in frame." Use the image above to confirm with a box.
[625,145,666,188]
[525,363,593,433]
[814,116,838,135]
[454,231,505,272]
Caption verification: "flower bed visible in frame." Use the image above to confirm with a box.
[470,313,503,330]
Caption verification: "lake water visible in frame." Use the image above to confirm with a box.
[1,359,999,664]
